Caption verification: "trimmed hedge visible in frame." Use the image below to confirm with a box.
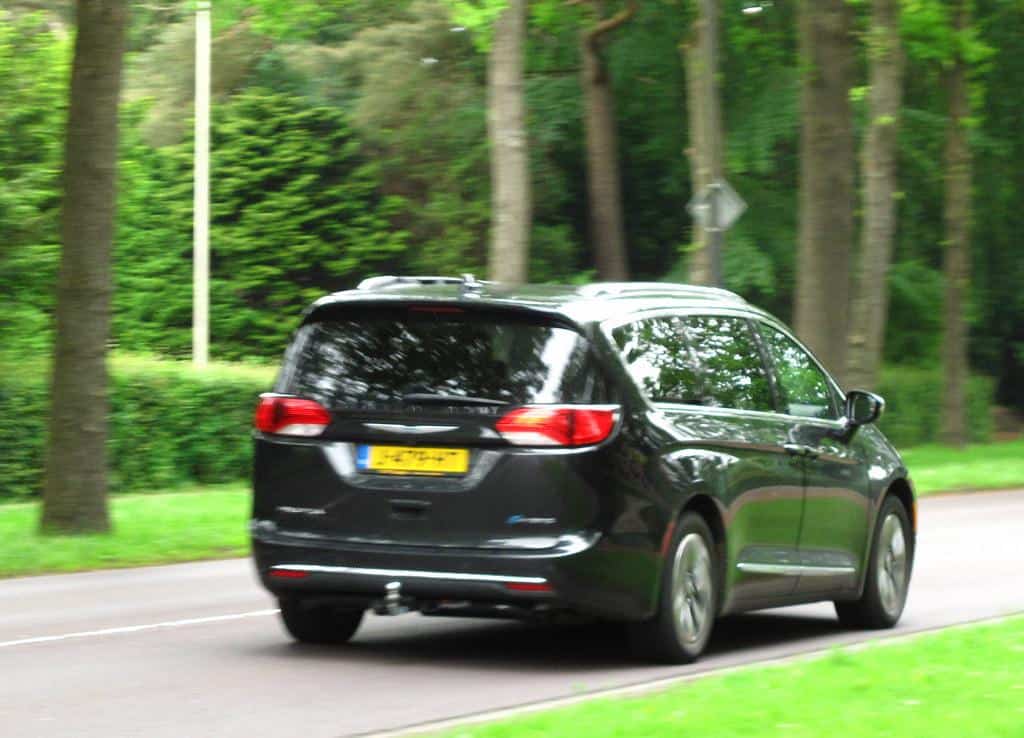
[0,356,993,500]
[0,355,274,500]
[876,367,994,448]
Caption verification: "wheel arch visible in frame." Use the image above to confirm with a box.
[885,476,917,536]
[853,475,917,599]
[679,493,728,609]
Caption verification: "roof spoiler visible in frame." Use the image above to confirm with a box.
[356,274,477,289]
[358,274,487,296]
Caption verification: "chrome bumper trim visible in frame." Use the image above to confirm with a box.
[270,564,547,585]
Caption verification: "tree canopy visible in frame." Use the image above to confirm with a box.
[1,0,1021,411]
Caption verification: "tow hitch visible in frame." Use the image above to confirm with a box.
[373,581,410,616]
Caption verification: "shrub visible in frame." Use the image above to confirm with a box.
[0,355,274,501]
[876,367,994,448]
[113,89,410,361]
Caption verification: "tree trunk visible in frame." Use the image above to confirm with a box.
[684,0,724,287]
[794,0,855,379]
[846,0,903,391]
[486,0,531,285]
[579,1,636,281]
[40,0,128,534]
[940,0,972,447]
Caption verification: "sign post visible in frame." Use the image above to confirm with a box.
[687,180,747,287]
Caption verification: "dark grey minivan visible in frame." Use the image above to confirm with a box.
[251,277,915,662]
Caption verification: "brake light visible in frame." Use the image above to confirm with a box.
[495,405,620,447]
[254,394,330,437]
[504,582,553,593]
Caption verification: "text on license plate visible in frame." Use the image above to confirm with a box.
[355,445,470,475]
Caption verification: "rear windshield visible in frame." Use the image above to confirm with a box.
[277,307,605,409]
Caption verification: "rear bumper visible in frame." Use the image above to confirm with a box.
[251,527,659,620]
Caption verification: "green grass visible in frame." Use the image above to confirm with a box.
[437,616,1024,738]
[902,437,1024,495]
[0,485,249,578]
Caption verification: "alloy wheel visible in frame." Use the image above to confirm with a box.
[672,533,714,645]
[876,513,909,617]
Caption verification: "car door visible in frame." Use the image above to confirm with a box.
[612,313,806,605]
[754,321,871,595]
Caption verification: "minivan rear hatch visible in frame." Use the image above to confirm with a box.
[253,302,615,548]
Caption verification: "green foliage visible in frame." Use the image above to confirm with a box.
[2,0,1023,421]
[0,16,67,354]
[335,0,492,274]
[0,15,66,247]
[0,355,274,501]
[610,1,692,278]
[446,0,510,50]
[884,261,945,362]
[877,366,993,447]
[114,90,408,359]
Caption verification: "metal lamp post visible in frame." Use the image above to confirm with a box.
[193,0,211,367]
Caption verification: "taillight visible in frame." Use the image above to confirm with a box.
[504,582,553,593]
[495,405,620,447]
[254,394,330,437]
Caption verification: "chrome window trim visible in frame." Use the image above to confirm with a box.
[651,402,846,430]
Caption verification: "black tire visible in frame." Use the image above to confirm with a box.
[628,512,719,663]
[835,495,914,629]
[278,598,364,645]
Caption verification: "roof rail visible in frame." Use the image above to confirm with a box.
[357,275,466,291]
[577,282,745,302]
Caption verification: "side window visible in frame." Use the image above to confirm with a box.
[758,324,838,420]
[612,318,703,404]
[681,316,775,412]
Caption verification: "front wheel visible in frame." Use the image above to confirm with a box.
[278,597,364,645]
[835,496,913,629]
[628,512,719,663]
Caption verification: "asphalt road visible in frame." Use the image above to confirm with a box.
[2,490,1023,738]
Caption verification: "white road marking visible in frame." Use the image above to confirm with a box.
[0,609,279,649]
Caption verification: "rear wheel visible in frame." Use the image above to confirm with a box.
[278,597,364,645]
[835,496,913,629]
[628,513,718,663]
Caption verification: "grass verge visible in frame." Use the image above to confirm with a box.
[0,485,249,578]
[902,437,1024,495]
[435,616,1024,738]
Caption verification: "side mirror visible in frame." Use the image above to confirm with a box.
[846,389,885,428]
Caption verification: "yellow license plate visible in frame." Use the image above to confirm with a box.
[356,445,470,475]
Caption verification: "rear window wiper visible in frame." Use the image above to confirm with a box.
[401,393,510,407]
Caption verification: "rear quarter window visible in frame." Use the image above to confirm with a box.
[612,314,775,413]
